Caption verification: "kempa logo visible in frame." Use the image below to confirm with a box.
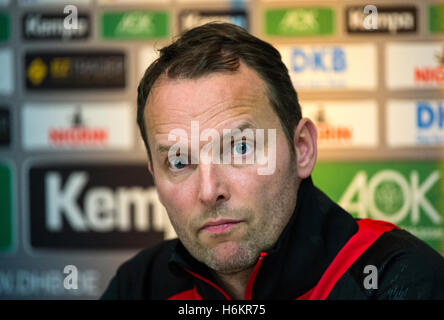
[45,172,167,232]
[347,5,417,34]
[29,164,175,249]
[23,12,90,40]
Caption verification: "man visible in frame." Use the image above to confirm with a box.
[102,23,444,300]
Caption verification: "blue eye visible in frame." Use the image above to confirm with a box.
[233,142,251,156]
[169,157,187,170]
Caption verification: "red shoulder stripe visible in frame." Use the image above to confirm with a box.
[297,219,398,300]
[167,286,203,300]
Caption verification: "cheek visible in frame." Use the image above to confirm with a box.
[226,167,287,206]
[228,170,268,197]
[155,177,197,224]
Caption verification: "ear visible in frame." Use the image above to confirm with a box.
[147,157,154,177]
[293,118,317,179]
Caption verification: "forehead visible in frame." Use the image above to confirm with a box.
[145,63,278,138]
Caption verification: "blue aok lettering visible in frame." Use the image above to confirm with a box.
[291,47,346,73]
[417,101,444,129]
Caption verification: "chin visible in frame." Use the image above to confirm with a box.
[208,241,258,273]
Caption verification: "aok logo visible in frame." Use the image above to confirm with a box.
[346,5,417,34]
[339,169,441,225]
[115,12,154,35]
[28,164,175,249]
[279,9,319,32]
[291,47,347,73]
[265,8,334,36]
[101,11,168,39]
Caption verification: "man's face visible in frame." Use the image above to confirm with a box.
[145,63,300,274]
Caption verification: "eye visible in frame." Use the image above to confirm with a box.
[232,141,252,156]
[168,156,188,171]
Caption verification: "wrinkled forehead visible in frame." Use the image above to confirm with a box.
[145,63,276,137]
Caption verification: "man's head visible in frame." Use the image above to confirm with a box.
[138,23,302,162]
[137,23,317,275]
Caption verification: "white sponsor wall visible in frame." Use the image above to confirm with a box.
[22,103,133,150]
[0,0,443,300]
[386,43,444,89]
[387,100,444,147]
[280,44,377,90]
[302,101,378,148]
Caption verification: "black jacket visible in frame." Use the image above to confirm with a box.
[101,177,444,300]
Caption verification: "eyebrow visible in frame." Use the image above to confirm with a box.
[155,121,257,155]
[157,144,173,154]
[221,122,257,142]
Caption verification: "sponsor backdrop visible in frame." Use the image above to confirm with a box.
[0,0,443,299]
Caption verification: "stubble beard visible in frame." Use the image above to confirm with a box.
[168,173,298,275]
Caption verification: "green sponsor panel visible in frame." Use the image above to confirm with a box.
[429,4,444,33]
[312,161,444,252]
[264,7,334,36]
[101,11,169,40]
[0,163,12,251]
[0,13,9,42]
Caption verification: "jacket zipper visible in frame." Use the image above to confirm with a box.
[244,252,267,300]
[185,252,267,300]
[185,268,232,300]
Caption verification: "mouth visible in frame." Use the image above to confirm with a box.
[200,219,243,235]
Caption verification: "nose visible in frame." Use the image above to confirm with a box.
[197,163,230,207]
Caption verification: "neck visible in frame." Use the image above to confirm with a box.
[212,267,254,300]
